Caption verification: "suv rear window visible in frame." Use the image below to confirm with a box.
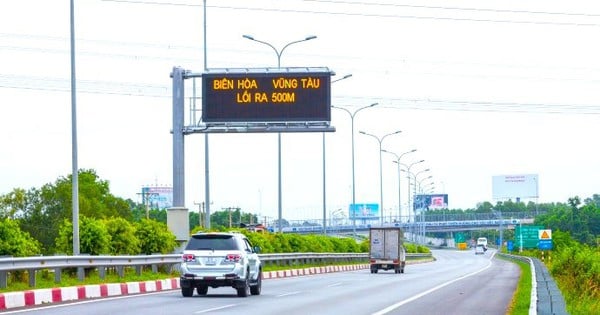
[185,234,240,251]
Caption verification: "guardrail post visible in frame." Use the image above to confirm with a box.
[135,265,142,276]
[28,269,36,287]
[99,266,106,280]
[0,271,7,289]
[77,267,85,282]
[117,266,124,278]
[152,264,158,273]
[54,267,62,283]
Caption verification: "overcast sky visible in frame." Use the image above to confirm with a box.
[1,0,599,222]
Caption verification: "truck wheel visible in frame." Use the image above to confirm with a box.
[181,286,194,297]
[197,286,208,295]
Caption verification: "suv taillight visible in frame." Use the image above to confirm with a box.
[182,253,195,262]
[225,254,242,262]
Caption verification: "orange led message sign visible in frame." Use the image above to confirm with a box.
[202,71,331,123]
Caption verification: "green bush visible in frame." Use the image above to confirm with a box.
[55,217,111,255]
[104,217,140,255]
[0,218,41,256]
[135,219,177,254]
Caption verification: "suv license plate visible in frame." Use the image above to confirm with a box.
[205,257,216,265]
[381,264,387,268]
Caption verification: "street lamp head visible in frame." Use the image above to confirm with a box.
[242,34,254,40]
[370,102,379,107]
[410,149,417,153]
[305,35,317,40]
[359,131,367,135]
[332,73,353,83]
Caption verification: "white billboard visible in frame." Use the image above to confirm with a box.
[492,174,539,200]
[141,186,173,210]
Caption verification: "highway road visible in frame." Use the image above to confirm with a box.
[9,249,519,315]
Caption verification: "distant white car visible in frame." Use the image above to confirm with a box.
[475,244,486,255]
[476,237,488,250]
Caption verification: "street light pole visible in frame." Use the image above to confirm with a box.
[359,130,402,226]
[332,103,378,233]
[382,149,416,222]
[242,35,317,233]
[417,175,433,193]
[492,208,504,252]
[322,74,352,234]
[398,160,425,223]
[399,160,424,242]
[413,171,431,244]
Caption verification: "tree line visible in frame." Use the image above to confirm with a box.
[1,169,598,258]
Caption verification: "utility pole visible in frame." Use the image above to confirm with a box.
[194,201,204,229]
[137,190,159,219]
[228,207,232,228]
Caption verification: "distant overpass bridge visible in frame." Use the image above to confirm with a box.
[278,212,534,234]
[280,218,534,234]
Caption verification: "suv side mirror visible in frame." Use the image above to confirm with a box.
[253,246,261,254]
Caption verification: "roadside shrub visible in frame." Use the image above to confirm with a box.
[0,218,41,256]
[104,217,140,255]
[135,219,177,254]
[55,217,111,255]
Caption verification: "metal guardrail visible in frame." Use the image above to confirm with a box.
[0,252,432,289]
[0,254,182,289]
[497,253,568,315]
[531,258,568,315]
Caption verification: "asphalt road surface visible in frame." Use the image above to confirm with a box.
[8,249,519,315]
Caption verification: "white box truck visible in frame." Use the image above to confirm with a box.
[369,227,406,274]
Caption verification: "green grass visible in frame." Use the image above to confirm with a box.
[556,278,600,315]
[501,257,532,315]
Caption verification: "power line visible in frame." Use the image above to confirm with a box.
[301,0,600,18]
[3,75,599,115]
[101,0,600,27]
[332,96,600,115]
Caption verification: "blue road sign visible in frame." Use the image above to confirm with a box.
[538,239,553,250]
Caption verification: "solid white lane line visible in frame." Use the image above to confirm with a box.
[371,259,493,315]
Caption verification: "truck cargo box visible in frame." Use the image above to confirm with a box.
[369,227,406,274]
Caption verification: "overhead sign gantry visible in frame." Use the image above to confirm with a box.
[185,67,335,133]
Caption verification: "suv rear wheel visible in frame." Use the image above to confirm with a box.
[250,270,262,295]
[237,271,251,297]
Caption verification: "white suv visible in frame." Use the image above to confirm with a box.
[180,232,262,297]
